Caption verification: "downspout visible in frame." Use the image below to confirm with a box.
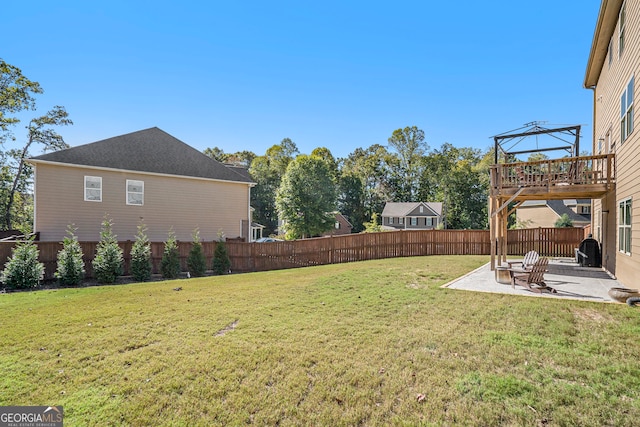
[589,85,599,264]
[32,163,37,235]
[247,183,253,242]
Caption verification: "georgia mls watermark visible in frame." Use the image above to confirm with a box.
[0,406,63,427]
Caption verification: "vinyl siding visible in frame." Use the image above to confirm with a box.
[592,0,640,284]
[33,162,250,242]
[516,206,559,228]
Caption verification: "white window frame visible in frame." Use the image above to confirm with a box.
[389,217,394,225]
[619,1,626,58]
[426,217,434,227]
[84,176,102,202]
[126,179,144,206]
[621,76,634,143]
[619,198,632,255]
[410,217,417,226]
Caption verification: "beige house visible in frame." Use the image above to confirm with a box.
[516,199,591,228]
[584,0,638,285]
[381,202,443,230]
[28,127,255,242]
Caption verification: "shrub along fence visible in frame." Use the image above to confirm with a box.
[0,228,586,281]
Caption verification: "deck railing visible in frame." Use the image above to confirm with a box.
[490,154,615,192]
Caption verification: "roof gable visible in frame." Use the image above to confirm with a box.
[382,202,443,217]
[29,127,253,183]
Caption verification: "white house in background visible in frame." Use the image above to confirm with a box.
[381,202,443,230]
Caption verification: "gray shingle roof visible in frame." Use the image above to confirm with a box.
[29,127,254,184]
[381,202,443,217]
[520,200,590,223]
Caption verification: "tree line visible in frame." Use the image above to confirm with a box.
[206,127,493,238]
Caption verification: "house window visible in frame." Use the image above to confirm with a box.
[389,217,394,225]
[619,198,631,255]
[84,176,102,202]
[426,217,434,227]
[399,217,404,225]
[621,76,634,142]
[410,217,417,226]
[419,206,424,213]
[608,38,613,67]
[619,1,626,58]
[579,205,591,215]
[335,221,340,229]
[126,180,144,206]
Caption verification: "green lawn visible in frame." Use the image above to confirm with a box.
[1,255,639,426]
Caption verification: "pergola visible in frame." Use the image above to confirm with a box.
[488,123,613,270]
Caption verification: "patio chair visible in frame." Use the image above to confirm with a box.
[512,257,556,293]
[507,251,539,272]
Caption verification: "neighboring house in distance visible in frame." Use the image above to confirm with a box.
[27,127,255,242]
[321,213,353,236]
[516,199,591,228]
[381,202,443,230]
[584,0,639,284]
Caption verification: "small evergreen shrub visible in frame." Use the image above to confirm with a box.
[92,217,123,285]
[212,231,231,275]
[55,225,85,286]
[130,222,152,282]
[187,228,206,277]
[161,229,181,279]
[1,238,45,290]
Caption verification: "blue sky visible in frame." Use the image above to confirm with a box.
[4,1,600,159]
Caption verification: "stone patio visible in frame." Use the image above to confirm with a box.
[442,258,623,303]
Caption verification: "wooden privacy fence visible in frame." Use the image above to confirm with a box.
[0,228,586,280]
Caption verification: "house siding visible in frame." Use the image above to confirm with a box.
[517,206,559,228]
[591,0,640,284]
[33,162,250,242]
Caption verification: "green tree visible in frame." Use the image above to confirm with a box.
[161,229,181,279]
[4,106,72,229]
[418,143,488,229]
[336,173,366,233]
[276,155,337,239]
[340,144,392,226]
[55,224,85,286]
[387,126,428,201]
[363,212,383,233]
[92,217,123,285]
[212,231,231,275]
[203,146,228,163]
[249,138,299,234]
[130,222,152,282]
[187,228,206,277]
[0,237,44,289]
[555,213,574,228]
[310,147,339,182]
[0,59,43,134]
[203,147,255,167]
[0,60,72,232]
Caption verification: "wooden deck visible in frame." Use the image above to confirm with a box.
[490,154,615,200]
[489,154,615,270]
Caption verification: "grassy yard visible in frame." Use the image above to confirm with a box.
[1,255,639,426]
